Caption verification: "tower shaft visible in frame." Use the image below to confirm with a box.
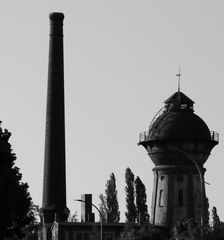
[150,165,205,226]
[41,12,68,224]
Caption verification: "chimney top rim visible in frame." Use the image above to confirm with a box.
[49,12,64,21]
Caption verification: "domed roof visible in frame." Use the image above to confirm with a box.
[149,111,211,141]
[148,91,211,141]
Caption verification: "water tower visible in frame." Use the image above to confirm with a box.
[138,88,218,227]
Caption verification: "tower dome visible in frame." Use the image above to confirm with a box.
[149,91,211,141]
[139,91,218,166]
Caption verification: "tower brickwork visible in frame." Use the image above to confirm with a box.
[139,91,218,227]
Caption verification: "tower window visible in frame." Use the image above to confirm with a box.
[160,176,165,181]
[178,190,184,207]
[181,104,188,109]
[159,190,164,207]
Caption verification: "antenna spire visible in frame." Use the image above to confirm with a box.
[176,66,181,92]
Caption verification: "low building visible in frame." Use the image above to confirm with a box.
[51,222,126,240]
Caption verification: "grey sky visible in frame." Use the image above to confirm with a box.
[0,1,223,221]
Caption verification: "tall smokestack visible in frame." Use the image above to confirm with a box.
[41,12,69,226]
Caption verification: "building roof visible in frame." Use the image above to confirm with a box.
[164,91,194,105]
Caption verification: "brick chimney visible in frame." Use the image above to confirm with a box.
[40,12,69,227]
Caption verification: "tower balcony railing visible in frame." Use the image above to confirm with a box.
[210,131,219,142]
[139,131,219,144]
[139,131,150,144]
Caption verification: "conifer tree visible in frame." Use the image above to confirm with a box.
[0,123,33,239]
[211,206,221,231]
[105,173,120,223]
[99,194,108,223]
[210,207,224,240]
[135,176,149,223]
[125,167,137,223]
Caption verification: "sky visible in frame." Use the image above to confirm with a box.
[0,0,224,222]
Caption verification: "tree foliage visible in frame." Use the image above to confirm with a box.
[135,176,149,224]
[171,219,199,240]
[24,205,40,240]
[120,224,164,240]
[101,173,120,223]
[211,206,221,230]
[99,193,108,223]
[170,207,224,240]
[68,211,78,222]
[125,168,137,223]
[209,206,224,239]
[0,124,33,239]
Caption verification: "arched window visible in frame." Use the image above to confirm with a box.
[178,189,184,207]
[160,176,165,181]
[159,190,164,207]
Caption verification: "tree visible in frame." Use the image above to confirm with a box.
[211,206,221,231]
[170,213,224,240]
[171,219,199,240]
[99,193,108,223]
[68,211,78,222]
[210,206,224,239]
[105,173,120,223]
[135,176,149,224]
[24,204,40,240]
[0,124,33,239]
[125,168,137,223]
